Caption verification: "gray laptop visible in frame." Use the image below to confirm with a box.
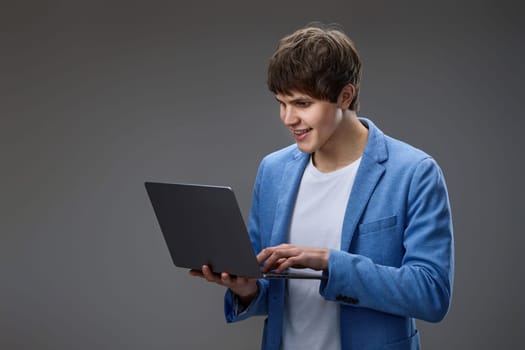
[145,182,325,280]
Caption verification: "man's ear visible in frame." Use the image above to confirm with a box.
[338,84,355,109]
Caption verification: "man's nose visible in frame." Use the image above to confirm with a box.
[281,106,298,126]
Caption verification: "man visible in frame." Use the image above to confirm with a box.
[191,24,454,350]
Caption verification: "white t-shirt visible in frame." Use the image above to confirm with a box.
[282,156,361,350]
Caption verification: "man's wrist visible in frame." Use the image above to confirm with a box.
[236,284,259,306]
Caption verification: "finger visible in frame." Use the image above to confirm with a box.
[256,247,273,264]
[220,272,233,286]
[257,244,294,264]
[275,256,303,272]
[221,273,248,289]
[189,269,204,278]
[202,265,222,283]
[262,250,290,272]
[274,258,292,272]
[264,247,305,272]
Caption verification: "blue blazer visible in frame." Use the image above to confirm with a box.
[225,118,454,350]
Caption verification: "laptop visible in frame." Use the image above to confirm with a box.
[145,182,325,280]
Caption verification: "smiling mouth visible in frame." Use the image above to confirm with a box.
[293,128,313,135]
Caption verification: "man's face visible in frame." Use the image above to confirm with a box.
[275,91,344,154]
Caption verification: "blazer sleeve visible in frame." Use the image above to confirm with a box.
[224,160,271,322]
[319,157,454,322]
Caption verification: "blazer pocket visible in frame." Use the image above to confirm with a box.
[383,330,420,350]
[358,215,397,235]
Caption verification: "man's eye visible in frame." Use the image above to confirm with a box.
[296,101,311,107]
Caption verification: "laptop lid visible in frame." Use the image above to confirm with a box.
[145,182,325,280]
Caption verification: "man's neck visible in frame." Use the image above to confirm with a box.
[312,112,368,173]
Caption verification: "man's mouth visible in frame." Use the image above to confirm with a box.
[293,128,313,135]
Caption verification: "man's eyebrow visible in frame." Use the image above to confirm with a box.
[274,96,312,104]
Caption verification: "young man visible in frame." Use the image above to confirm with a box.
[191,24,454,350]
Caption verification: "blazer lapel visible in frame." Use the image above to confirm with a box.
[270,150,309,246]
[340,118,388,252]
[267,118,388,251]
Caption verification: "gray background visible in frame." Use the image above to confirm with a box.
[1,1,523,349]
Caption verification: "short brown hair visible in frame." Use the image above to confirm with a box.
[267,24,362,111]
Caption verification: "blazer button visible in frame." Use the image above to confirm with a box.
[335,294,359,304]
[347,297,359,304]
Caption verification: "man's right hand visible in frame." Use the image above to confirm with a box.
[189,265,259,306]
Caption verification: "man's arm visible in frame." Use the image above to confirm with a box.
[319,158,454,322]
